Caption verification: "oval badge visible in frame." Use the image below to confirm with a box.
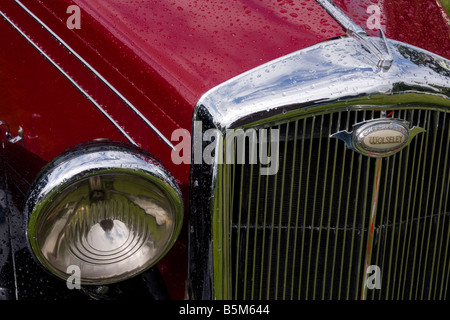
[331,118,426,157]
[354,120,409,154]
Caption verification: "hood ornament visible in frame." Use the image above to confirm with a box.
[331,119,426,157]
[316,0,393,71]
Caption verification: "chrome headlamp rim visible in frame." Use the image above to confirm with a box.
[25,142,183,285]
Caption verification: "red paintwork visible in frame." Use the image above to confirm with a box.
[333,0,450,59]
[0,0,449,299]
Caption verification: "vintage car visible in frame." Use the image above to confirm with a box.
[0,0,449,300]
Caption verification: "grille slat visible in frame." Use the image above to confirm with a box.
[274,123,290,299]
[307,115,324,300]
[283,120,299,300]
[329,113,348,299]
[434,113,450,299]
[219,108,449,300]
[430,110,450,299]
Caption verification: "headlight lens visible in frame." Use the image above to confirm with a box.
[26,145,183,285]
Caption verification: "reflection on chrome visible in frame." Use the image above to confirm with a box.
[87,219,129,251]
[128,195,172,226]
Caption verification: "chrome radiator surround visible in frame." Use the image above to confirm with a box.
[188,35,450,300]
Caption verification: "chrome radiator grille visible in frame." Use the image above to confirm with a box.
[215,108,449,300]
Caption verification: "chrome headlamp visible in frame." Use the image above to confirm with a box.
[26,144,183,285]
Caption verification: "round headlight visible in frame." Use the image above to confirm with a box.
[26,144,183,285]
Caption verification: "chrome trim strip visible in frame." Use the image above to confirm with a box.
[12,0,174,150]
[0,10,137,147]
[361,157,382,300]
